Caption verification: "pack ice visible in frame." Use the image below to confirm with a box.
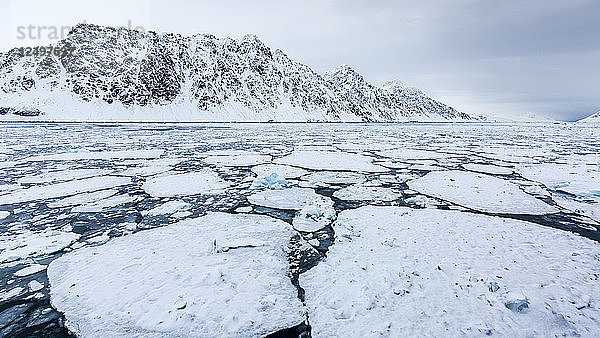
[47,213,304,337]
[301,206,600,337]
[408,170,557,214]
[275,150,387,172]
[142,170,231,197]
[248,188,336,232]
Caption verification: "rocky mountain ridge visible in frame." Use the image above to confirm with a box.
[0,23,474,122]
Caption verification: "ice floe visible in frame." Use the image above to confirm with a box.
[46,189,119,208]
[247,187,320,210]
[14,264,47,277]
[293,196,336,232]
[47,213,304,337]
[0,230,80,263]
[518,164,600,198]
[17,169,111,184]
[251,164,308,179]
[275,150,387,172]
[0,210,9,220]
[301,171,366,186]
[71,194,137,213]
[28,280,44,292]
[553,194,600,223]
[0,176,131,205]
[377,148,447,160]
[22,149,165,162]
[248,188,336,232]
[203,150,271,167]
[462,163,513,175]
[144,201,191,217]
[250,173,291,190]
[142,170,231,197]
[333,184,401,202]
[408,170,557,214]
[301,206,600,337]
[118,158,182,177]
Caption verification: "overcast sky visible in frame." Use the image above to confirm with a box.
[3,0,599,120]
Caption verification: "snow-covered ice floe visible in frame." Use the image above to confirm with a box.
[248,187,321,210]
[0,230,80,263]
[142,170,231,197]
[71,194,136,213]
[143,201,191,217]
[517,164,600,198]
[301,171,366,186]
[408,170,557,214]
[202,150,271,167]
[462,163,513,175]
[251,164,308,179]
[333,184,401,202]
[16,169,111,184]
[21,149,164,162]
[377,148,447,160]
[301,206,600,337]
[0,176,131,205]
[248,188,336,232]
[250,173,291,190]
[275,150,387,172]
[47,213,304,337]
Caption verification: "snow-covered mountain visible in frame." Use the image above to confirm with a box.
[0,23,474,122]
[580,111,600,122]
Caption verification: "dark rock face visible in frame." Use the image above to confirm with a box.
[0,107,43,116]
[0,23,473,121]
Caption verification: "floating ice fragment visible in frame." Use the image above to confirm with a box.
[275,150,386,172]
[143,170,231,197]
[144,201,191,216]
[17,169,110,184]
[47,189,119,208]
[408,170,557,214]
[71,194,136,213]
[203,150,271,167]
[250,173,291,190]
[293,197,336,232]
[234,206,253,213]
[28,280,44,292]
[47,213,304,337]
[251,164,308,179]
[301,206,600,336]
[14,264,47,277]
[0,230,81,263]
[302,171,366,186]
[0,176,131,205]
[333,184,401,202]
[0,211,9,220]
[518,164,600,198]
[22,149,165,162]
[248,187,320,210]
[462,163,513,175]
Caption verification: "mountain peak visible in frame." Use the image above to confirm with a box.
[382,80,408,91]
[0,24,473,122]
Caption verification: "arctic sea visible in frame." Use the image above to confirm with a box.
[0,122,599,337]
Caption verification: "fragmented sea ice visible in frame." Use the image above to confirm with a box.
[48,213,304,337]
[143,170,231,197]
[408,170,557,214]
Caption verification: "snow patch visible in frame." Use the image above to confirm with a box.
[142,170,230,198]
[301,206,600,336]
[47,213,304,337]
[408,170,557,214]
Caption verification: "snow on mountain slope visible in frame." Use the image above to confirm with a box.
[580,111,600,122]
[0,23,474,122]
